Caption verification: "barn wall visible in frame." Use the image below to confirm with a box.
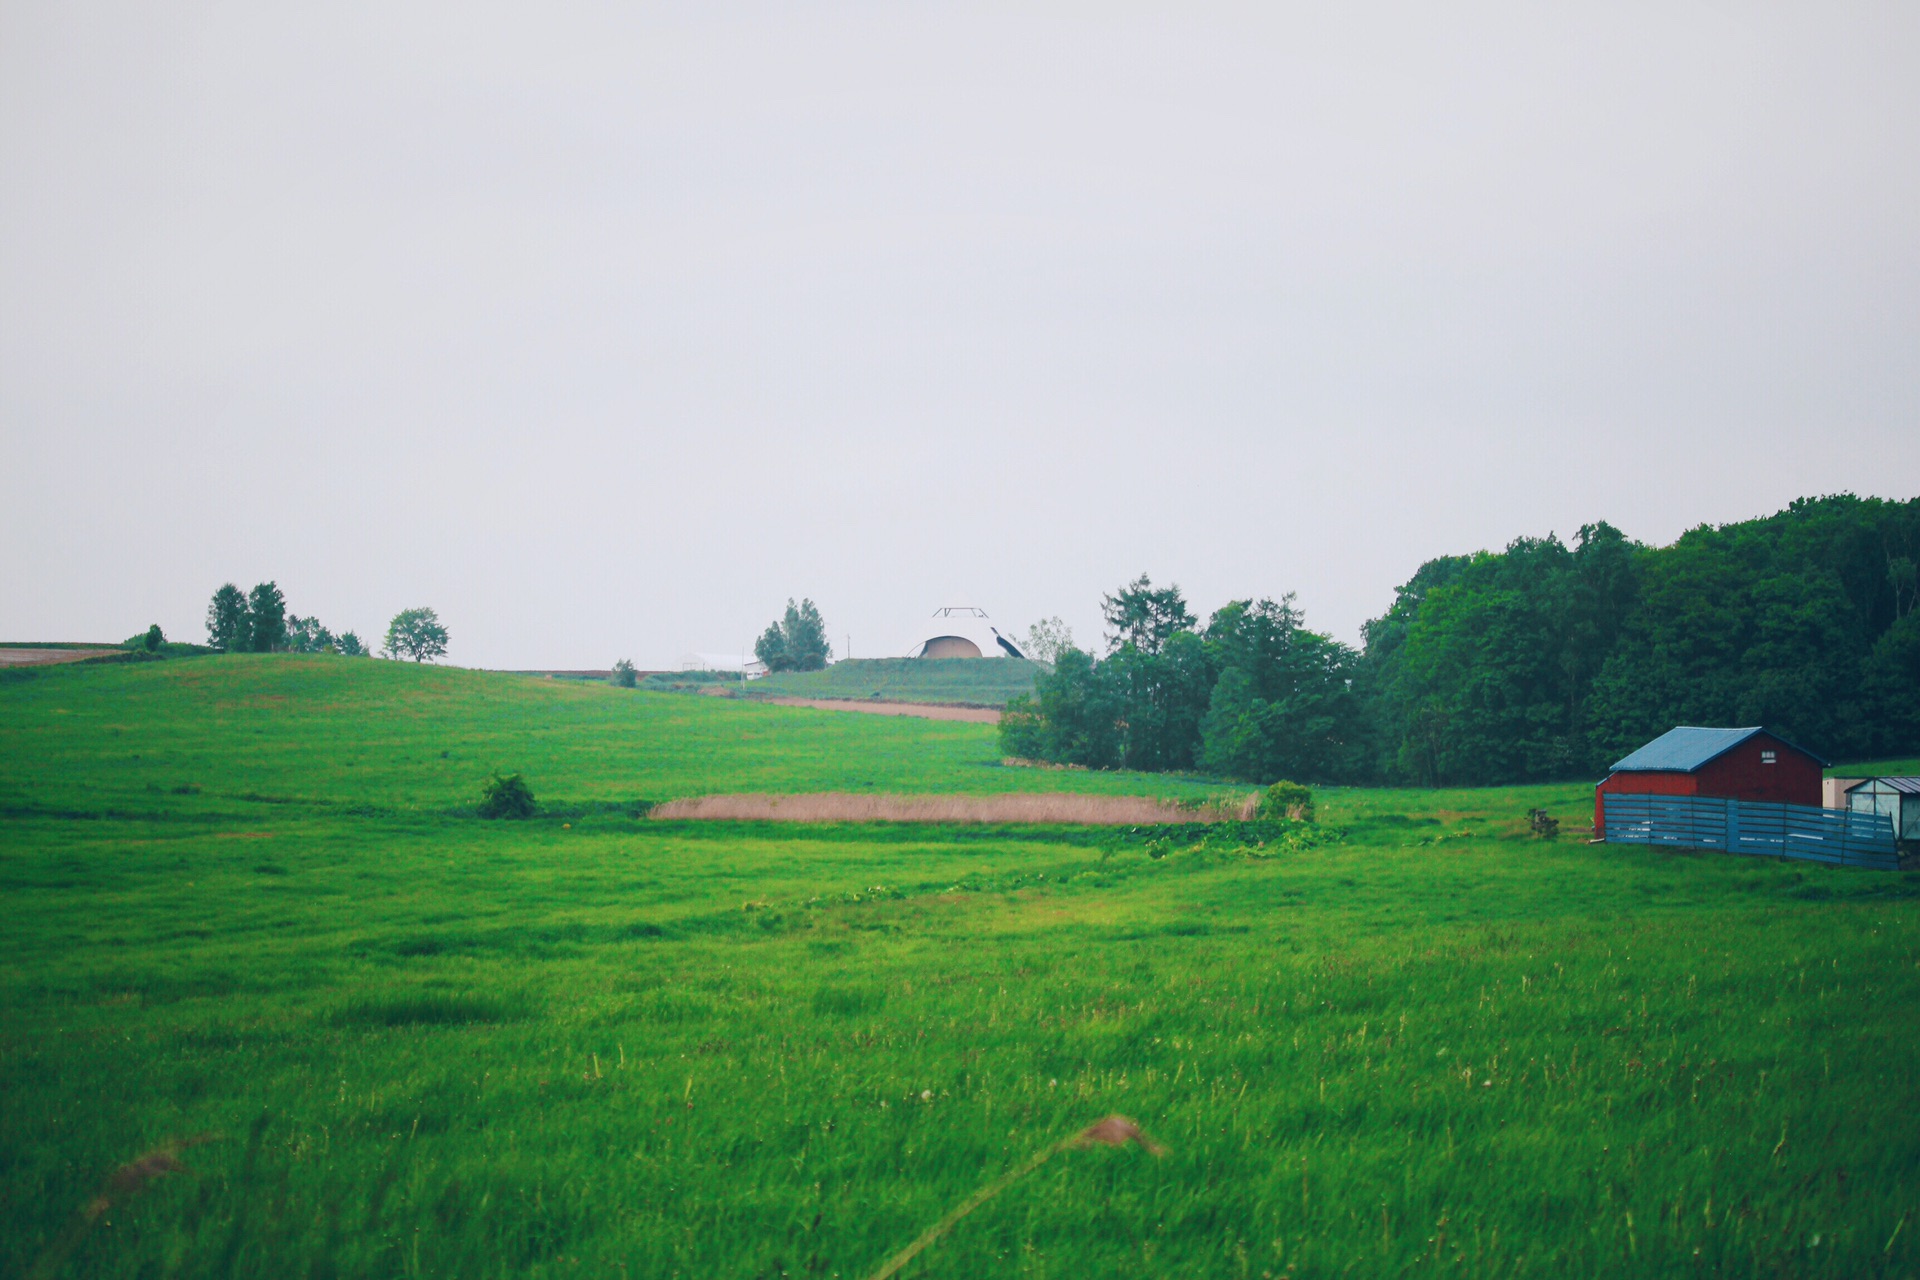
[1693,733,1822,808]
[1594,770,1698,835]
[1596,732,1826,835]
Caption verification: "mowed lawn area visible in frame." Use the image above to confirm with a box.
[3,658,1918,1278]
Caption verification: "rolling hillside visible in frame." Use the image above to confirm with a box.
[0,654,1211,817]
[747,656,1044,706]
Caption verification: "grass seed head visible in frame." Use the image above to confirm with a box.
[1075,1115,1168,1156]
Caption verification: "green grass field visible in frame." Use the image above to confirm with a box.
[3,657,1918,1278]
[747,657,1044,707]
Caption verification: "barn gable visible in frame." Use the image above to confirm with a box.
[1609,725,1830,773]
[1595,725,1828,836]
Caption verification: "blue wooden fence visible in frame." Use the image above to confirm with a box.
[1602,793,1898,870]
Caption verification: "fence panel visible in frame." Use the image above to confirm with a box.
[1602,793,1897,870]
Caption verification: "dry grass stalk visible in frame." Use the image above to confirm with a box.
[651,792,1254,826]
[1073,1114,1169,1156]
[27,1135,218,1280]
[861,1115,1167,1280]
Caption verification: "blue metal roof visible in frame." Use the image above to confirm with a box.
[1846,777,1920,795]
[1609,726,1769,772]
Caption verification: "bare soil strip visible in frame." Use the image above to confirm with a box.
[755,697,1001,723]
[649,791,1258,824]
[0,648,121,667]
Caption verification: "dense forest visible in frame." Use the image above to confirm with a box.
[1001,495,1920,786]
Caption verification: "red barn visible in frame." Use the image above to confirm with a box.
[1594,726,1828,837]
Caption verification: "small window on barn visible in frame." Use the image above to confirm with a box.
[1761,750,1777,764]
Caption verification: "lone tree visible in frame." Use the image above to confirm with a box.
[1023,616,1074,665]
[247,582,288,652]
[384,608,449,662]
[611,658,638,688]
[141,624,164,653]
[755,598,831,672]
[206,584,250,652]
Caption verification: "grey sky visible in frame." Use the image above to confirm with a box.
[4,4,1916,667]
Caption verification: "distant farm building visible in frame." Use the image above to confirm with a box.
[1845,778,1920,845]
[912,607,1025,660]
[1594,726,1827,837]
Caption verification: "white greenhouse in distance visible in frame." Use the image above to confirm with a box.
[678,652,768,677]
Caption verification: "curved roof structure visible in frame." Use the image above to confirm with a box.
[911,607,1024,659]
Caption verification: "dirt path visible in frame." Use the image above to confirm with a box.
[0,647,120,667]
[650,791,1256,824]
[755,697,1001,723]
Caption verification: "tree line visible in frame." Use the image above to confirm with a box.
[1003,494,1920,785]
[206,583,448,662]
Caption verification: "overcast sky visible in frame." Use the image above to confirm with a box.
[3,4,1917,667]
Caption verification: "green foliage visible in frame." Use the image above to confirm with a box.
[611,659,638,688]
[1580,497,1919,766]
[1011,584,1364,783]
[384,607,448,663]
[1199,596,1367,783]
[1022,616,1073,665]
[1257,779,1314,822]
[1,657,1916,1277]
[141,624,163,652]
[1361,525,1636,785]
[1360,495,1920,783]
[246,582,287,652]
[1013,646,1123,768]
[205,583,249,652]
[997,692,1047,758]
[1863,612,1920,753]
[334,631,368,658]
[755,598,831,672]
[477,771,537,818]
[1101,573,1195,654]
[284,613,336,654]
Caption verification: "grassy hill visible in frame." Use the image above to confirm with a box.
[0,654,1219,816]
[3,655,1918,1277]
[747,656,1044,706]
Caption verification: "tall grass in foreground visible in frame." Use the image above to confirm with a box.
[6,802,1917,1277]
[4,656,1919,1276]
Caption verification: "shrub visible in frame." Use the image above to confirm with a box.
[997,694,1047,759]
[1258,780,1314,823]
[478,772,536,819]
[611,659,638,688]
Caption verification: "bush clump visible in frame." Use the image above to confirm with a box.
[1257,780,1314,823]
[478,772,537,819]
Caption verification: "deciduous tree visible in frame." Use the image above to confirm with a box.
[1101,575,1194,656]
[755,599,831,672]
[206,584,250,652]
[285,614,336,653]
[247,582,288,652]
[1022,617,1074,665]
[384,608,449,662]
